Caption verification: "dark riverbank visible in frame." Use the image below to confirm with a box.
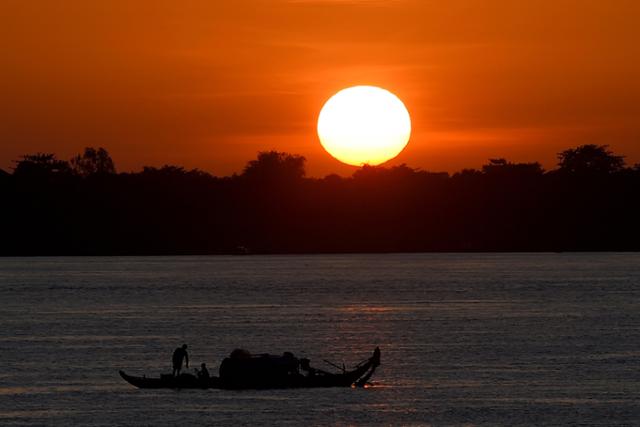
[2,146,639,256]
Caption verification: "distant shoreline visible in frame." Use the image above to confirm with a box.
[2,146,639,256]
[2,250,639,258]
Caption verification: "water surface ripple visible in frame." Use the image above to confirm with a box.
[1,253,639,425]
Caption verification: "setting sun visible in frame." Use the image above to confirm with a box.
[317,86,411,166]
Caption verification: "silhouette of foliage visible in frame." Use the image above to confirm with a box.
[1,146,638,255]
[557,144,625,175]
[70,147,116,176]
[13,153,71,178]
[242,151,306,183]
[482,158,544,178]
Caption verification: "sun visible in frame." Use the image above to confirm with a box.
[317,86,411,166]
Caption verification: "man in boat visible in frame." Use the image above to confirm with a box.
[172,344,189,376]
[196,362,210,380]
[299,358,317,377]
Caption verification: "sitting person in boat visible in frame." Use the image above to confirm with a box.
[299,358,317,377]
[281,352,300,376]
[196,363,210,380]
[172,344,189,376]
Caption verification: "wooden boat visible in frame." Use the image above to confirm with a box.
[119,370,218,389]
[120,347,380,390]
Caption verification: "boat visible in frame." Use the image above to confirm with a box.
[120,347,380,390]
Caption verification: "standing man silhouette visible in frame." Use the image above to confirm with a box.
[172,344,189,376]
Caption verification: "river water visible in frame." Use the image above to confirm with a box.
[1,253,639,425]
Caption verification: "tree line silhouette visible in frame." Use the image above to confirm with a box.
[1,145,638,255]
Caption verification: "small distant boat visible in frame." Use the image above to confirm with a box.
[120,347,380,390]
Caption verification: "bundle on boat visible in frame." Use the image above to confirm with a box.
[119,347,381,390]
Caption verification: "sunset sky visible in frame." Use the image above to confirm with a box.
[2,0,639,176]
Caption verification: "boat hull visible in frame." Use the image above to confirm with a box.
[120,370,366,390]
[119,371,220,389]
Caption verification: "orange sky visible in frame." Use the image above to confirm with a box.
[2,0,639,176]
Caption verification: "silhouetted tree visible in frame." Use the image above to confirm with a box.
[242,151,306,183]
[557,144,625,174]
[136,165,214,187]
[12,153,71,178]
[141,165,188,177]
[1,145,639,255]
[452,168,483,180]
[70,147,116,176]
[352,164,418,181]
[482,158,544,177]
[483,158,508,169]
[322,173,344,185]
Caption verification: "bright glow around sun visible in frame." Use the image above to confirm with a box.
[317,86,411,166]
